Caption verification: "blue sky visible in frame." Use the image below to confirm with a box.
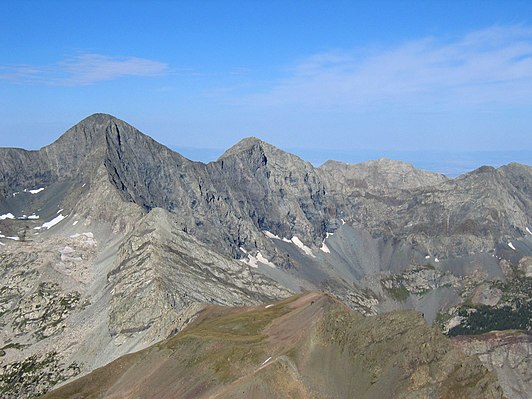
[1,1,531,174]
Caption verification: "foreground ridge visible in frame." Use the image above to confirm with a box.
[41,292,504,399]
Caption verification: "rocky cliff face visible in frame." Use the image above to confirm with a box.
[107,208,291,342]
[319,158,448,192]
[0,114,108,198]
[452,331,532,399]
[3,113,528,266]
[321,162,531,260]
[104,132,334,263]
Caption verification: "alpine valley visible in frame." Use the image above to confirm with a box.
[0,114,530,398]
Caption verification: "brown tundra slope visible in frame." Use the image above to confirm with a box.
[42,292,504,399]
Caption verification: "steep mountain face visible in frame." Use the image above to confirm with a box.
[0,114,146,237]
[0,114,108,198]
[0,148,47,199]
[320,162,530,260]
[105,117,531,265]
[4,113,526,267]
[0,113,530,397]
[499,163,532,200]
[216,137,331,248]
[105,133,333,262]
[41,293,504,399]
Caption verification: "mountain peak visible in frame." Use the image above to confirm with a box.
[217,136,268,160]
[46,113,123,148]
[79,112,120,124]
[47,113,150,152]
[218,136,313,165]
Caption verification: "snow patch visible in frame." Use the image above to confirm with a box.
[320,242,330,253]
[291,236,315,257]
[341,219,346,225]
[326,232,334,238]
[18,214,40,220]
[239,246,247,254]
[264,231,318,256]
[28,187,45,194]
[241,251,276,268]
[526,227,532,235]
[0,213,15,220]
[434,257,440,263]
[57,209,64,214]
[35,214,66,230]
[73,220,78,226]
[256,252,276,267]
[508,242,516,251]
[260,356,272,367]
[263,230,281,240]
[0,242,4,246]
[425,255,431,259]
[241,256,259,268]
[240,257,257,268]
[265,304,274,309]
[6,236,19,241]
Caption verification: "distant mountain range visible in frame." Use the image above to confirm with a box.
[173,146,532,177]
[0,114,530,398]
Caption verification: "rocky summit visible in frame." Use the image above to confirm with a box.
[0,114,530,398]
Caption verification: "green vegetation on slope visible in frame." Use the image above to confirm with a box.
[448,303,532,337]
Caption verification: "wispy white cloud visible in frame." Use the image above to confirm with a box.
[0,53,169,85]
[246,25,532,111]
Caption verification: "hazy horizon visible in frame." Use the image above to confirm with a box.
[1,1,531,163]
[173,145,531,177]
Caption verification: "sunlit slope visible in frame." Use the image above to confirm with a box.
[42,292,503,399]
